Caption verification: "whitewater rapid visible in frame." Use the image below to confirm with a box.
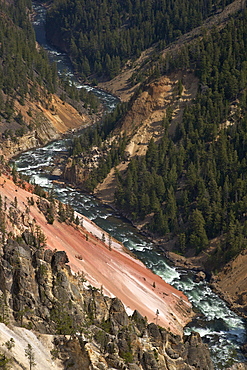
[15,140,246,369]
[14,3,246,367]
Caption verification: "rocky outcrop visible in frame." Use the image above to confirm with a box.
[0,170,213,369]
[0,119,59,159]
[0,173,193,336]
[62,156,90,186]
[184,332,214,370]
[0,239,214,369]
[210,250,247,319]
[0,93,92,160]
[0,161,216,370]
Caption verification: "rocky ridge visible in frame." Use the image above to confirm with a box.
[0,168,214,369]
[0,171,193,336]
[0,242,213,370]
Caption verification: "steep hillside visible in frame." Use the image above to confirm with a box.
[59,2,247,332]
[0,168,193,335]
[0,0,96,158]
[46,0,234,79]
[0,93,91,160]
[0,166,216,369]
[111,8,247,262]
[211,250,247,318]
[98,0,246,101]
[95,71,198,203]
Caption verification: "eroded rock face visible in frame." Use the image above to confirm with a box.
[194,271,206,283]
[0,237,214,369]
[51,251,69,270]
[184,332,214,370]
[0,92,91,161]
[0,120,59,160]
[109,297,129,334]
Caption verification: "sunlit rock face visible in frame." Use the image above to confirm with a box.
[0,173,214,369]
[0,174,193,336]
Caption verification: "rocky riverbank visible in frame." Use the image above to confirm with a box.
[0,92,92,160]
[0,172,194,336]
[0,168,217,369]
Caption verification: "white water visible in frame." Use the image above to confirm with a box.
[14,4,247,367]
[15,141,246,369]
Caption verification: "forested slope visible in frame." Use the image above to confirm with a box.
[46,0,234,79]
[0,0,57,136]
[115,11,247,267]
[64,8,247,272]
[0,0,98,151]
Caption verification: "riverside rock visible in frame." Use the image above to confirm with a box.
[0,234,214,370]
[184,332,214,370]
[194,271,206,283]
[0,171,214,369]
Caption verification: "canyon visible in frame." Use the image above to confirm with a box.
[0,169,215,369]
[1,0,247,367]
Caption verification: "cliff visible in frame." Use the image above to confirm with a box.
[94,71,198,204]
[0,172,193,336]
[0,93,92,160]
[0,169,215,369]
[210,251,247,319]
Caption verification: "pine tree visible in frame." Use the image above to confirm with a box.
[25,344,36,370]
[189,209,208,254]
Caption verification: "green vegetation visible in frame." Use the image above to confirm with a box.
[59,75,99,112]
[0,294,9,325]
[0,195,6,244]
[57,200,75,223]
[3,338,15,352]
[121,350,133,364]
[0,353,12,369]
[84,133,128,191]
[114,11,247,262]
[50,304,75,335]
[25,344,36,370]
[0,0,100,139]
[71,102,128,157]
[0,0,57,120]
[46,0,232,79]
[94,329,109,350]
[69,102,129,191]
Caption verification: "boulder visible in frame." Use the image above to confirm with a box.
[184,331,214,370]
[51,251,69,270]
[132,310,147,334]
[194,271,206,283]
[44,249,53,263]
[142,351,159,370]
[147,322,162,343]
[109,297,129,333]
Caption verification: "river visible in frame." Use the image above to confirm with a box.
[14,2,247,368]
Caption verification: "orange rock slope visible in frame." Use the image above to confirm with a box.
[0,174,193,336]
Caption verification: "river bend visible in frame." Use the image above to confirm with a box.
[14,3,247,368]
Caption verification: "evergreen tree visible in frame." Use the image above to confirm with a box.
[188,209,208,254]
